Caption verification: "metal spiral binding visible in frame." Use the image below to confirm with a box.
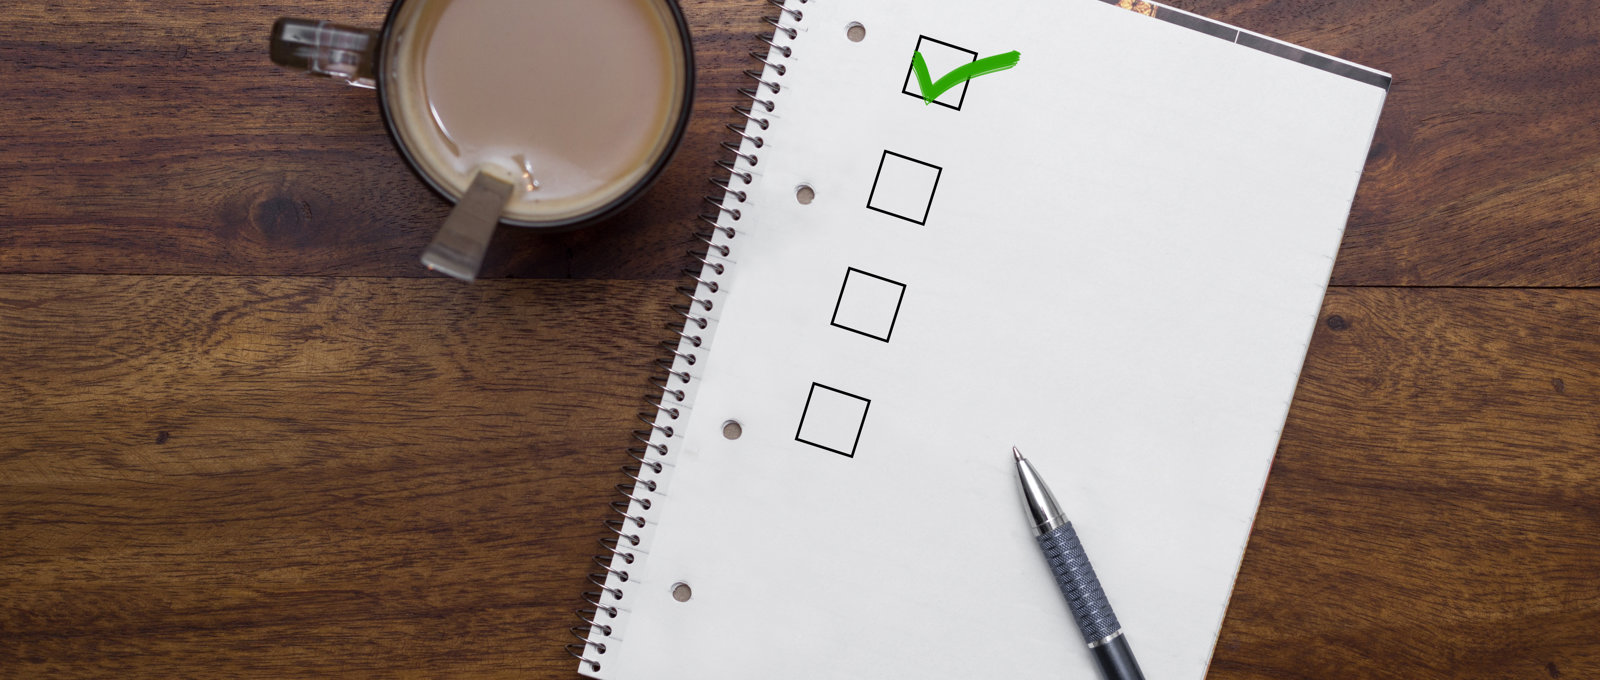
[567,0,805,673]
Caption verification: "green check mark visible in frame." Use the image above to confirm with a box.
[911,49,1021,105]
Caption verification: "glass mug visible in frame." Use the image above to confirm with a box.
[270,0,695,281]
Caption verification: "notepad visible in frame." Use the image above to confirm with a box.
[572,0,1388,677]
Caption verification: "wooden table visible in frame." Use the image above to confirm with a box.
[3,1,1597,677]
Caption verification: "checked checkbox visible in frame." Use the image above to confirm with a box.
[901,35,978,110]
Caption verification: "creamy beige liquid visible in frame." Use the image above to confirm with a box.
[385,0,684,223]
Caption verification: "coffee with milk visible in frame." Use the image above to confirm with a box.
[384,0,686,223]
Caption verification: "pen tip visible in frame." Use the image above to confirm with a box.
[1012,446,1023,461]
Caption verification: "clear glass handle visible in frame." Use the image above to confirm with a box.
[270,18,379,89]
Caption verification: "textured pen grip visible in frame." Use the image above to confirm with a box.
[1038,521,1121,644]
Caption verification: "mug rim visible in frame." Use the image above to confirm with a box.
[373,0,696,230]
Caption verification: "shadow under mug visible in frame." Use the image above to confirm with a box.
[269,1,695,281]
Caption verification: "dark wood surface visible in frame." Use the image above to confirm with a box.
[1215,288,1600,679]
[4,0,1599,285]
[1,0,1596,678]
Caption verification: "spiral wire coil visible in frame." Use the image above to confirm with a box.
[567,1,804,672]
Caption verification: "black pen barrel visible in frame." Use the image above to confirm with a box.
[1090,633,1144,680]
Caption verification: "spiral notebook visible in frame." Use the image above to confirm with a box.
[572,0,1388,677]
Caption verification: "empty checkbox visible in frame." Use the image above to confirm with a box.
[866,150,942,225]
[795,383,871,458]
[831,268,906,342]
[902,35,978,110]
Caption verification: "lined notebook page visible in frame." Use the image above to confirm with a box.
[590,0,1386,677]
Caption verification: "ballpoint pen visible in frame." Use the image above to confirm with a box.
[1013,447,1144,680]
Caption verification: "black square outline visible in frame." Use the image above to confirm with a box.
[830,267,907,343]
[865,150,943,226]
[901,35,979,111]
[795,382,871,458]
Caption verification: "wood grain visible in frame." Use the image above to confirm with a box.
[0,276,678,677]
[1212,287,1600,679]
[0,0,767,280]
[5,282,1600,677]
[1171,0,1600,287]
[2,0,1598,284]
[4,0,1600,678]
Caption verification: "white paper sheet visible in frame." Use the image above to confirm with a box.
[583,0,1387,677]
